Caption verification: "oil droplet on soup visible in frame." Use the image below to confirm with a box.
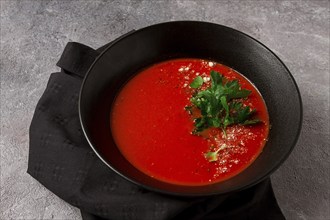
[111,59,269,186]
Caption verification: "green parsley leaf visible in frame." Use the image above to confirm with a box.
[223,80,251,100]
[242,119,261,125]
[190,76,204,88]
[210,70,223,89]
[188,70,262,135]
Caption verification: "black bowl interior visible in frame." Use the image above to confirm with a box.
[79,21,302,196]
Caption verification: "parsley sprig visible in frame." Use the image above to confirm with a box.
[187,70,261,162]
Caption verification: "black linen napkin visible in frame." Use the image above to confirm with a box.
[28,38,285,220]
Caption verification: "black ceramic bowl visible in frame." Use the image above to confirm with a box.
[79,21,302,196]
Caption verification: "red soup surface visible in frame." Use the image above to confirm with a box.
[111,59,269,186]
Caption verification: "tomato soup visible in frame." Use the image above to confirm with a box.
[111,59,269,186]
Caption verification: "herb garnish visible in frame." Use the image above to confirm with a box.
[204,144,228,162]
[190,76,204,88]
[186,70,261,162]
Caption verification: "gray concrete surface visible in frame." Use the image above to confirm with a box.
[0,0,329,219]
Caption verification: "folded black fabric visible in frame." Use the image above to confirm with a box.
[28,39,285,220]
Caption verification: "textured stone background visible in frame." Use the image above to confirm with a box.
[0,0,329,219]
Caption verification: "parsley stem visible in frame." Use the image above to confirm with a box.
[221,127,227,138]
